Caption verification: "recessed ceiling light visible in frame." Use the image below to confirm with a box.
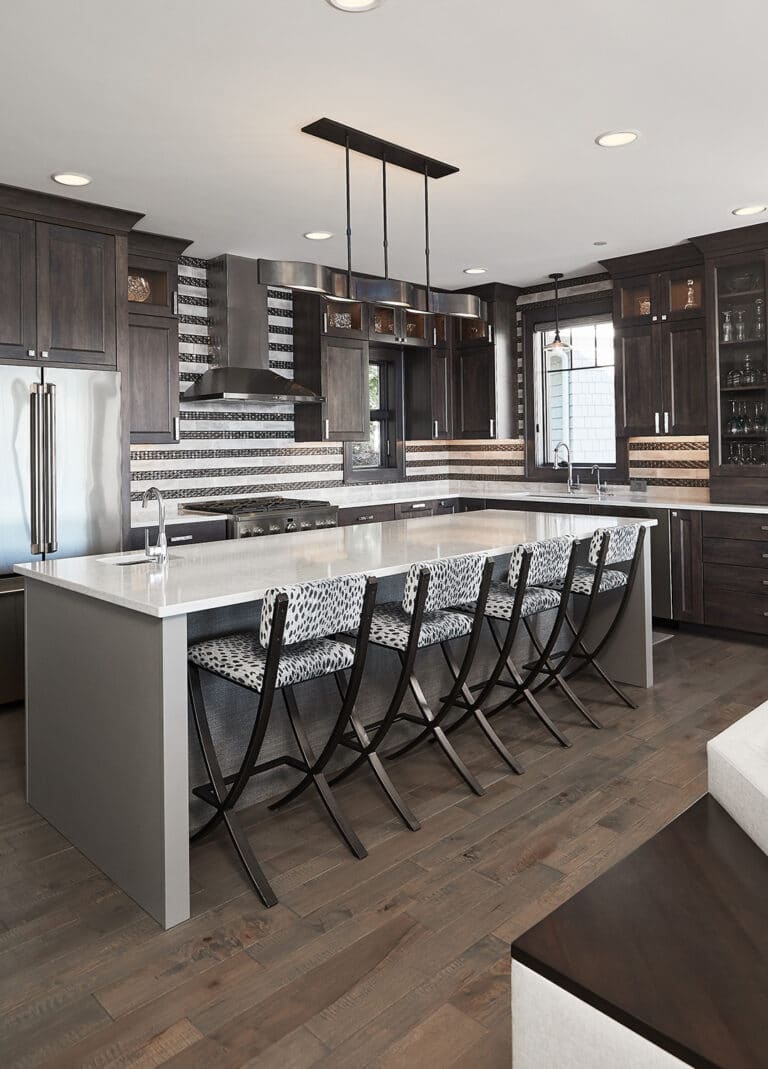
[326,0,381,10]
[595,130,639,148]
[593,240,608,246]
[51,172,92,186]
[463,267,487,275]
[304,231,333,240]
[732,205,767,217]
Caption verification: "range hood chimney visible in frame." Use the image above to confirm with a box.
[182,255,323,405]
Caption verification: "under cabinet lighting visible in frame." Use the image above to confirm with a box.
[304,231,333,240]
[732,205,767,217]
[325,0,381,10]
[595,130,639,148]
[51,172,92,186]
[463,267,487,275]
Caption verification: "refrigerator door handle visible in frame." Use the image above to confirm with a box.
[44,384,58,553]
[30,384,44,554]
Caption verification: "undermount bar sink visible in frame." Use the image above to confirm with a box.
[97,553,181,567]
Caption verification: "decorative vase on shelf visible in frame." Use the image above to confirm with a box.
[754,298,766,340]
[684,279,697,310]
[722,310,734,343]
[735,308,747,342]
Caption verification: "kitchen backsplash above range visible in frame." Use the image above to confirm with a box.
[128,257,527,506]
[128,258,709,506]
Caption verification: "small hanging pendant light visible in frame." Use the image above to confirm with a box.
[544,272,572,354]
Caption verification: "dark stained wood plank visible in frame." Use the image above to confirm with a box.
[0,628,764,1068]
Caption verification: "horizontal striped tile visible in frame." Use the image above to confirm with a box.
[132,463,342,482]
[130,478,344,502]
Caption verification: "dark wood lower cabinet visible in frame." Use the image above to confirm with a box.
[337,504,395,527]
[670,509,704,623]
[128,313,179,443]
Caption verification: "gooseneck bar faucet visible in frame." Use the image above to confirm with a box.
[142,486,168,564]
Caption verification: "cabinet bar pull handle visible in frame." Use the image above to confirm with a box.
[489,418,495,438]
[433,327,437,345]
[652,315,658,322]
[762,553,768,559]
[172,291,179,316]
[324,418,330,440]
[44,384,57,553]
[654,412,660,433]
[433,419,439,437]
[664,411,669,433]
[762,579,768,585]
[411,503,427,509]
[661,314,667,321]
[40,350,49,359]
[27,349,35,358]
[323,312,328,333]
[173,416,180,441]
[761,525,768,531]
[30,385,43,554]
[170,534,193,543]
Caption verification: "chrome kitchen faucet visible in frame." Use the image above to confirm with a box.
[142,486,168,564]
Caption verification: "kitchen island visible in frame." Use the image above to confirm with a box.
[16,510,655,928]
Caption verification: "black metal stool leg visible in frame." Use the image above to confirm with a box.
[386,665,485,796]
[563,614,639,709]
[439,643,524,773]
[188,666,278,908]
[271,686,367,859]
[331,673,421,831]
[523,618,603,729]
[484,618,573,747]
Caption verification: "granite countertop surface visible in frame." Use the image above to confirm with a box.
[18,509,656,619]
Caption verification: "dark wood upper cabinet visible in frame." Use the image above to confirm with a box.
[292,331,369,443]
[368,305,431,347]
[323,298,367,339]
[404,348,453,440]
[126,232,190,444]
[35,223,116,366]
[0,214,36,361]
[660,319,708,435]
[614,326,658,435]
[452,286,518,439]
[128,313,179,444]
[454,343,496,438]
[605,247,708,437]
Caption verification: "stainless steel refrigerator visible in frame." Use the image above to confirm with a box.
[0,365,122,703]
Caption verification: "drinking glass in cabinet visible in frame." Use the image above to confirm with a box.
[735,309,747,342]
[722,309,734,342]
[755,298,766,339]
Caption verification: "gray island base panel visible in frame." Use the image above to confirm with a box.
[19,511,655,929]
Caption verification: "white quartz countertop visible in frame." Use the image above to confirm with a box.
[16,509,656,619]
[129,483,768,530]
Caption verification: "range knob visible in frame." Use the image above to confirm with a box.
[269,524,281,533]
[285,519,296,532]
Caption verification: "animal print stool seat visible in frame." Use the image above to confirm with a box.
[189,632,355,692]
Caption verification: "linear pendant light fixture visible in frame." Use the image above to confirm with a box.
[303,118,484,319]
[543,272,572,354]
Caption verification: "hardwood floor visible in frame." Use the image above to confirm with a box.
[1,627,765,1068]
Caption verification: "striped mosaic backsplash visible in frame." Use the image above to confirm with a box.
[129,258,527,504]
[627,436,710,487]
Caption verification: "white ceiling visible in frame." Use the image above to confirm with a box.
[2,0,767,287]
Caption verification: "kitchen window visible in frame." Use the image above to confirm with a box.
[344,351,404,483]
[523,297,625,481]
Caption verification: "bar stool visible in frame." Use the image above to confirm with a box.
[453,535,585,748]
[331,553,521,816]
[187,572,377,907]
[542,523,646,710]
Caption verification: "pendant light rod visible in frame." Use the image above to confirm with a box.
[550,271,564,338]
[345,134,353,298]
[424,164,431,309]
[382,156,389,279]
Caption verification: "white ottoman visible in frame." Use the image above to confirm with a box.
[707,699,768,857]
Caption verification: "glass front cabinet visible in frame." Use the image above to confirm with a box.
[709,251,768,498]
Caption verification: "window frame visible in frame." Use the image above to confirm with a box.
[522,295,627,484]
[343,347,405,484]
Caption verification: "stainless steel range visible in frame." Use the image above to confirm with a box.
[183,496,338,539]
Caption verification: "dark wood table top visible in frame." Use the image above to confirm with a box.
[512,795,768,1069]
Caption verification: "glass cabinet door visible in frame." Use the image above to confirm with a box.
[404,311,430,345]
[714,256,768,470]
[661,268,704,319]
[370,305,398,341]
[459,316,493,344]
[324,299,365,337]
[615,274,654,326]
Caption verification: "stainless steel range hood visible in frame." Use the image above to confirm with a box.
[182,254,323,405]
